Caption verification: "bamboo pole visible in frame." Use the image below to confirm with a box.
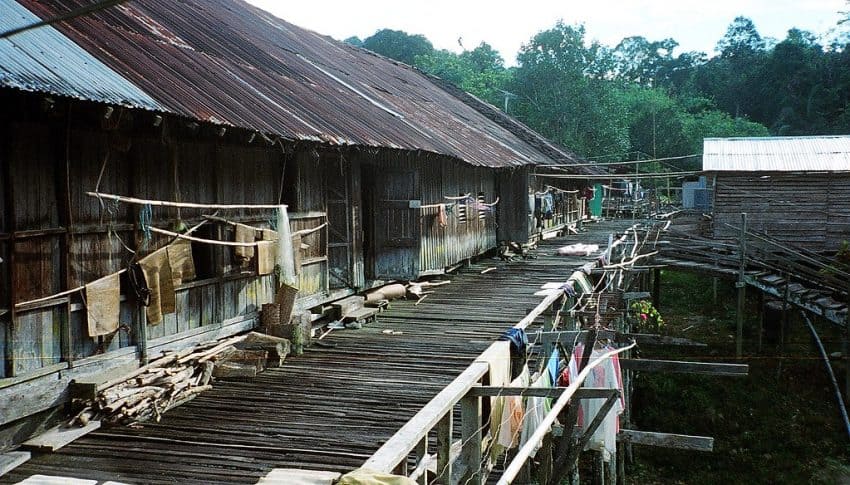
[88,191,286,210]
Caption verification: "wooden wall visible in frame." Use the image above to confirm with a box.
[0,97,332,388]
[713,172,850,252]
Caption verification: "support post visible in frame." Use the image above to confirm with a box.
[436,411,453,483]
[652,268,661,310]
[414,436,428,485]
[460,395,482,485]
[736,213,747,360]
[757,291,764,354]
[778,272,790,378]
[845,283,850,403]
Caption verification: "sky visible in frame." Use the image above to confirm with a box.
[247,0,847,65]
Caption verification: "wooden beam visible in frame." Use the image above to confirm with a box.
[0,450,30,477]
[22,421,101,452]
[619,359,748,376]
[468,386,618,400]
[538,330,707,348]
[617,430,714,452]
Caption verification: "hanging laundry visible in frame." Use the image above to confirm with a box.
[166,238,196,287]
[139,247,176,325]
[483,341,511,461]
[85,272,121,337]
[437,204,448,227]
[568,270,594,295]
[542,193,555,219]
[257,229,278,276]
[567,343,624,462]
[519,370,553,458]
[547,348,560,385]
[291,233,303,276]
[233,223,256,262]
[496,365,530,450]
[528,193,536,215]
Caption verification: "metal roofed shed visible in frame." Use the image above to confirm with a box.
[705,135,850,252]
[703,135,850,172]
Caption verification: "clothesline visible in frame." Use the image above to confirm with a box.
[87,191,287,210]
[13,220,209,309]
[537,185,579,196]
[202,214,327,238]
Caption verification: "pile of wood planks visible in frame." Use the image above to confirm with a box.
[70,332,289,426]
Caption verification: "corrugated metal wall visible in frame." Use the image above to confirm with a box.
[713,172,850,252]
[420,159,497,273]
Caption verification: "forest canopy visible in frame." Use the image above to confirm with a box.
[346,15,850,171]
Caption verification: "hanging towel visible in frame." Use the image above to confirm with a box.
[257,229,279,276]
[437,204,448,227]
[139,247,176,325]
[497,365,530,449]
[519,370,553,458]
[569,270,594,295]
[85,272,121,337]
[291,233,303,276]
[480,341,511,460]
[166,238,196,287]
[234,224,256,262]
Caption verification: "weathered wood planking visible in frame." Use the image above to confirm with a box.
[6,220,637,484]
[22,421,101,452]
[713,172,850,252]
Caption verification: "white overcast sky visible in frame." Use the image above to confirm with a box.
[248,0,847,64]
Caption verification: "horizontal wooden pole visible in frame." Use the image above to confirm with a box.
[538,330,707,348]
[619,359,748,376]
[468,386,619,400]
[618,429,714,452]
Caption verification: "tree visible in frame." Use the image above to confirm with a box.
[716,16,765,58]
[343,36,363,47]
[361,29,434,65]
[511,22,630,157]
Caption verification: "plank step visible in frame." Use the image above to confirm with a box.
[0,451,30,478]
[22,422,101,452]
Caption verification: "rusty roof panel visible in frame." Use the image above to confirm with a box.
[0,0,162,111]
[11,0,562,168]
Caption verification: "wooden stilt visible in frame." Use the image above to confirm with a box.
[652,267,661,310]
[736,213,747,360]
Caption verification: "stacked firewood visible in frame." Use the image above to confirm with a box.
[71,332,290,426]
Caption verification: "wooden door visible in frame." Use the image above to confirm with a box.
[369,169,420,280]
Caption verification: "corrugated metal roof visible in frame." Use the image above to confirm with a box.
[703,136,850,172]
[6,0,576,169]
[0,0,162,111]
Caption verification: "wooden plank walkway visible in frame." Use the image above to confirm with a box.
[4,220,636,485]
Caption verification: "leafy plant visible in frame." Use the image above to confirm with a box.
[629,299,664,332]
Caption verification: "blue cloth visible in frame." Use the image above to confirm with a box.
[547,348,560,384]
[500,328,528,355]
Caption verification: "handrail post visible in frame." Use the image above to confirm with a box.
[460,394,482,485]
[736,212,747,360]
[436,412,453,483]
[414,436,428,485]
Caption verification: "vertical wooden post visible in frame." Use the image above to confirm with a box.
[736,213,747,360]
[845,283,850,403]
[652,268,661,310]
[757,291,764,354]
[778,272,790,378]
[414,435,429,485]
[436,411,453,483]
[460,395,482,485]
[56,104,73,366]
